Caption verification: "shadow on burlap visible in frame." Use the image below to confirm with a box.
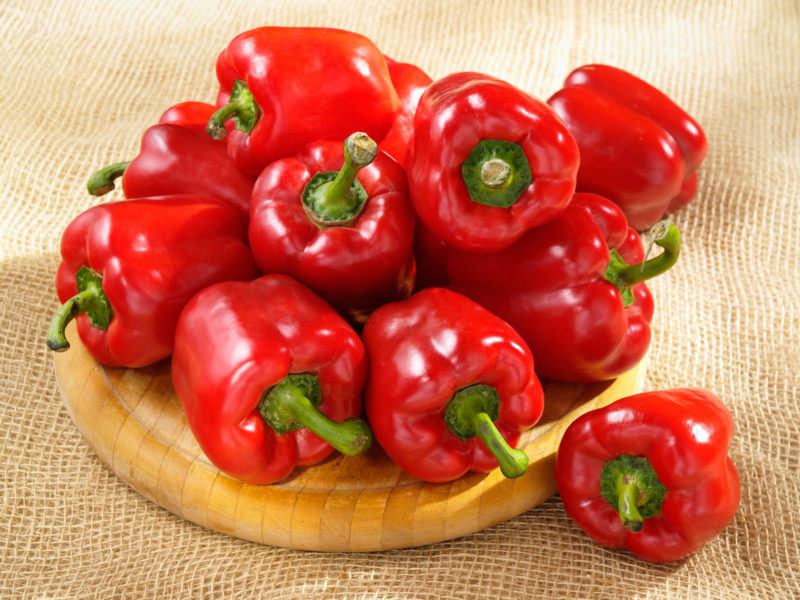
[0,0,797,598]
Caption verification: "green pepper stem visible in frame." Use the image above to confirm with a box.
[207,102,240,139]
[86,161,130,196]
[616,223,681,286]
[474,412,528,478]
[319,133,377,219]
[600,455,666,532]
[46,288,97,351]
[279,385,372,456]
[616,475,645,532]
[461,139,532,208]
[206,80,260,140]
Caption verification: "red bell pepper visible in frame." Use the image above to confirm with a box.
[86,102,254,217]
[46,196,258,367]
[556,388,740,563]
[157,101,216,130]
[171,274,372,485]
[548,64,708,229]
[207,27,400,176]
[407,72,579,252]
[413,218,450,291]
[248,132,415,321]
[379,57,432,166]
[363,288,544,482]
[429,193,681,382]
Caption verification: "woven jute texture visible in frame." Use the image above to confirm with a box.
[1,0,798,597]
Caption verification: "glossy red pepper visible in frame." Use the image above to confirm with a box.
[427,193,681,382]
[248,132,415,321]
[556,388,740,563]
[407,72,579,252]
[86,102,254,217]
[157,101,216,130]
[548,64,708,229]
[171,274,372,485]
[208,27,400,176]
[379,57,432,165]
[363,288,544,482]
[46,196,258,367]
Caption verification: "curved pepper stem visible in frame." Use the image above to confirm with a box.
[86,161,131,196]
[600,455,667,533]
[444,384,529,479]
[605,222,682,306]
[617,222,681,285]
[301,132,377,226]
[47,267,113,352]
[259,373,372,456]
[206,80,261,140]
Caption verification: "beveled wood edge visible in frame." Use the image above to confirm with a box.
[54,322,646,552]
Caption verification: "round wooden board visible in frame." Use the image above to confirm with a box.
[53,322,646,552]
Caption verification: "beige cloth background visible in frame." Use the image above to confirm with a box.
[1,0,798,597]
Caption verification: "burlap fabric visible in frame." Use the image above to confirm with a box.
[1,0,798,597]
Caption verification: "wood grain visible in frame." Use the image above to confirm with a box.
[54,322,645,551]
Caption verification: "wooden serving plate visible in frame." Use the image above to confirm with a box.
[54,322,645,552]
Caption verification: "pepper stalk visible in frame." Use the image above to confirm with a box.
[206,80,261,140]
[600,454,667,532]
[605,221,681,306]
[86,162,131,196]
[301,132,378,227]
[444,384,529,478]
[259,373,372,456]
[47,267,113,351]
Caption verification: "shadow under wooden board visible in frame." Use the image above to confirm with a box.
[53,322,646,552]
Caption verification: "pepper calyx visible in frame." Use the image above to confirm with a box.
[206,80,261,140]
[46,266,113,352]
[301,132,376,227]
[461,139,532,208]
[258,373,372,456]
[444,384,528,478]
[600,454,667,533]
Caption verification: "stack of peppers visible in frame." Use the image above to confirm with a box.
[47,25,738,563]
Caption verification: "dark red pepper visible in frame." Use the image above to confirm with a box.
[556,388,740,563]
[379,57,432,166]
[208,27,400,176]
[407,72,579,252]
[171,274,372,485]
[425,193,681,382]
[248,132,415,321]
[86,102,254,217]
[363,288,544,482]
[47,196,258,367]
[548,64,708,229]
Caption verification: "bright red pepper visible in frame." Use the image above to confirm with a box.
[556,388,740,563]
[407,72,579,252]
[171,274,372,485]
[413,218,450,291]
[248,132,415,321]
[426,193,681,382]
[208,27,400,176]
[363,288,544,482]
[157,101,216,130]
[548,64,708,229]
[46,196,258,367]
[379,57,432,166]
[86,102,254,217]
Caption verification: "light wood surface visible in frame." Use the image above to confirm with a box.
[53,322,645,552]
